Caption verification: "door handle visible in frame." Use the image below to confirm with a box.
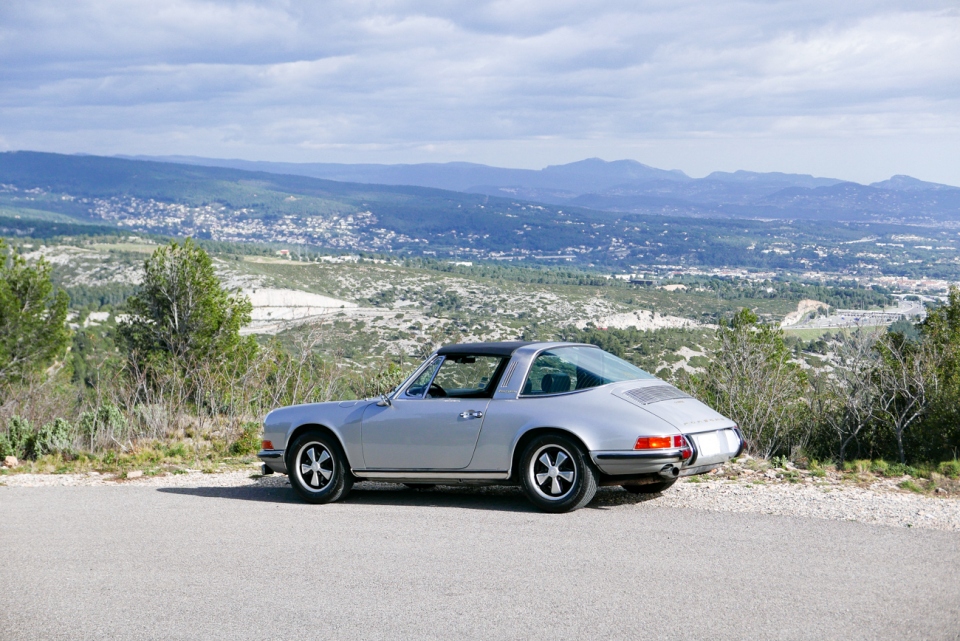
[459,410,484,419]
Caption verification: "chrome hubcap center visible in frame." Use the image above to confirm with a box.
[299,445,333,490]
[532,446,576,498]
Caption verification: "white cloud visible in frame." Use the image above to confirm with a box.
[1,0,958,183]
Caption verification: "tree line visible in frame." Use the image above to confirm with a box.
[1,235,957,467]
[0,238,403,462]
[570,307,960,465]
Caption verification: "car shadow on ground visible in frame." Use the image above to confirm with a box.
[156,480,664,512]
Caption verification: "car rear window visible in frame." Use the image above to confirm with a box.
[522,346,655,395]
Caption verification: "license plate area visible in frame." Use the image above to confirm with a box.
[692,429,737,464]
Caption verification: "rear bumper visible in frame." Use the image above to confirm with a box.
[257,449,287,474]
[591,427,743,477]
[590,450,684,476]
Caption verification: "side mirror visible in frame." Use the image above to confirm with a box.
[377,394,392,407]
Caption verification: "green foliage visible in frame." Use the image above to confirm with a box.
[888,319,921,342]
[870,459,890,475]
[69,326,121,388]
[119,239,255,365]
[0,239,70,387]
[0,415,74,460]
[5,152,960,278]
[78,404,127,449]
[770,455,789,469]
[32,418,75,457]
[61,283,139,309]
[671,277,894,310]
[229,421,261,456]
[887,463,927,478]
[938,460,960,479]
[687,308,809,458]
[0,416,33,458]
[559,326,715,373]
[898,480,924,493]
[347,360,407,400]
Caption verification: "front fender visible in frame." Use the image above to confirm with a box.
[262,400,372,469]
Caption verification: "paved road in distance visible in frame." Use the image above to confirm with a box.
[2,484,959,640]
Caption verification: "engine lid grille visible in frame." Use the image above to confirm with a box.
[624,385,692,405]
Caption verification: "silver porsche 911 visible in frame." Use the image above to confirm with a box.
[258,341,743,512]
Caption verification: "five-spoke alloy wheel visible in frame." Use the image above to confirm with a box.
[520,434,597,513]
[287,430,353,504]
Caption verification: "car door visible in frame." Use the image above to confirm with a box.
[360,354,502,469]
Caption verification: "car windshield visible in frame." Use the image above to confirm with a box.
[523,346,656,395]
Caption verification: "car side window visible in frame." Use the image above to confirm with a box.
[523,353,575,395]
[404,357,442,398]
[427,355,504,398]
[521,347,655,396]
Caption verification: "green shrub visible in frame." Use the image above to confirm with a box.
[848,460,874,474]
[78,404,127,446]
[898,480,924,493]
[888,463,930,479]
[870,459,890,475]
[229,421,261,456]
[2,416,33,459]
[937,460,960,480]
[164,442,189,458]
[31,418,75,457]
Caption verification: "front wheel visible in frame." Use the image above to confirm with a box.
[288,430,353,504]
[519,434,597,513]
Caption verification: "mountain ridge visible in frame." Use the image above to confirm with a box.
[119,153,959,223]
[2,151,959,279]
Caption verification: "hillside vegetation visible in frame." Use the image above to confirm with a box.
[3,152,959,278]
[0,235,958,480]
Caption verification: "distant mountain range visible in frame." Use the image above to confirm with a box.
[125,155,960,224]
[3,151,959,278]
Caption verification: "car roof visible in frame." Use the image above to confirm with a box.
[436,341,595,357]
[436,341,533,357]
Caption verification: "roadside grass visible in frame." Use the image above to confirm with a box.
[4,435,958,499]
[0,439,260,477]
[712,455,960,497]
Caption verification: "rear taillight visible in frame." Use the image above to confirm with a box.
[261,440,274,450]
[635,434,693,460]
[635,436,672,449]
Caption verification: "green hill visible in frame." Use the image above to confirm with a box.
[1,151,957,278]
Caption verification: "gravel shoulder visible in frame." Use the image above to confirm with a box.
[3,466,958,532]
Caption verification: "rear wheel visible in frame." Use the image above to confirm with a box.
[288,430,353,504]
[519,434,597,513]
[622,479,677,494]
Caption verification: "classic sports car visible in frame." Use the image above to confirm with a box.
[259,341,743,512]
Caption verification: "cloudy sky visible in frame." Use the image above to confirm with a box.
[1,1,958,183]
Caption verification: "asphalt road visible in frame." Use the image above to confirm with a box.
[2,483,959,641]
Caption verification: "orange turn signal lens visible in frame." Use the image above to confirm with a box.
[261,440,274,450]
[635,436,673,450]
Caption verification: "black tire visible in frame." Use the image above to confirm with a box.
[519,434,597,513]
[402,483,437,490]
[287,430,353,504]
[622,479,677,494]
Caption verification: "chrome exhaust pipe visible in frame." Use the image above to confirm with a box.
[659,465,680,479]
